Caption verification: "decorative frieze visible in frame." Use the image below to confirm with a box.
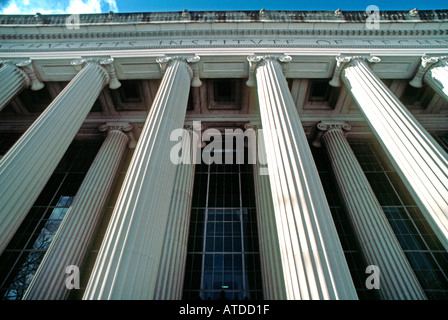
[0,10,446,26]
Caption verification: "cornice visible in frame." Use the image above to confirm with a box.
[0,10,447,26]
[1,27,447,41]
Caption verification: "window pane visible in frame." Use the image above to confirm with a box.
[183,150,263,300]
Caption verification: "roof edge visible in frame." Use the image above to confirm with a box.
[0,9,448,26]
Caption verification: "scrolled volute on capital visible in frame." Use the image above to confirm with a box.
[246,54,292,87]
[329,55,381,87]
[156,55,202,87]
[71,57,121,89]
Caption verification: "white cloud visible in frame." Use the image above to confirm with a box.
[66,0,101,14]
[1,2,20,14]
[0,0,119,14]
[104,0,118,12]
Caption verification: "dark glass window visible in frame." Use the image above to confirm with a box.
[19,85,53,113]
[401,84,425,105]
[214,80,235,104]
[118,80,141,102]
[308,80,331,102]
[350,140,448,300]
[401,83,432,108]
[304,79,340,109]
[208,79,242,110]
[183,149,263,300]
[0,140,102,300]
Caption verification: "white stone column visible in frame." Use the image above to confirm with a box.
[314,121,427,300]
[153,125,200,300]
[0,57,120,255]
[83,56,201,300]
[331,55,448,251]
[22,123,134,300]
[410,55,448,102]
[0,59,44,111]
[247,123,287,300]
[247,55,358,300]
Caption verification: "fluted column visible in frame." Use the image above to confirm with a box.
[331,55,448,251]
[410,55,448,101]
[314,121,426,300]
[22,123,134,300]
[0,57,120,255]
[0,59,44,111]
[153,125,200,300]
[83,56,201,300]
[247,55,357,300]
[247,123,287,300]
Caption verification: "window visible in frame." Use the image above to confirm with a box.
[182,149,263,300]
[208,79,242,110]
[350,140,448,299]
[19,85,53,113]
[118,80,140,102]
[0,140,102,300]
[304,79,339,109]
[401,83,432,109]
[111,80,146,111]
[214,80,235,103]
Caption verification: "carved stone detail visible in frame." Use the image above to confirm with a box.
[243,122,257,131]
[156,55,202,87]
[0,59,44,91]
[409,8,419,17]
[71,57,121,89]
[184,122,207,148]
[409,54,448,88]
[246,54,292,87]
[99,122,136,148]
[329,55,381,87]
[312,121,352,147]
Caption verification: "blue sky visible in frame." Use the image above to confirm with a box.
[0,0,446,15]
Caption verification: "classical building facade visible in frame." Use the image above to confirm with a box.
[0,9,447,300]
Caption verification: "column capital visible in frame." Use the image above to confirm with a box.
[156,55,202,87]
[99,121,136,148]
[183,122,207,148]
[183,121,206,132]
[71,57,121,89]
[244,122,258,131]
[329,55,381,87]
[409,54,448,88]
[0,58,44,91]
[246,54,292,87]
[312,120,352,147]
